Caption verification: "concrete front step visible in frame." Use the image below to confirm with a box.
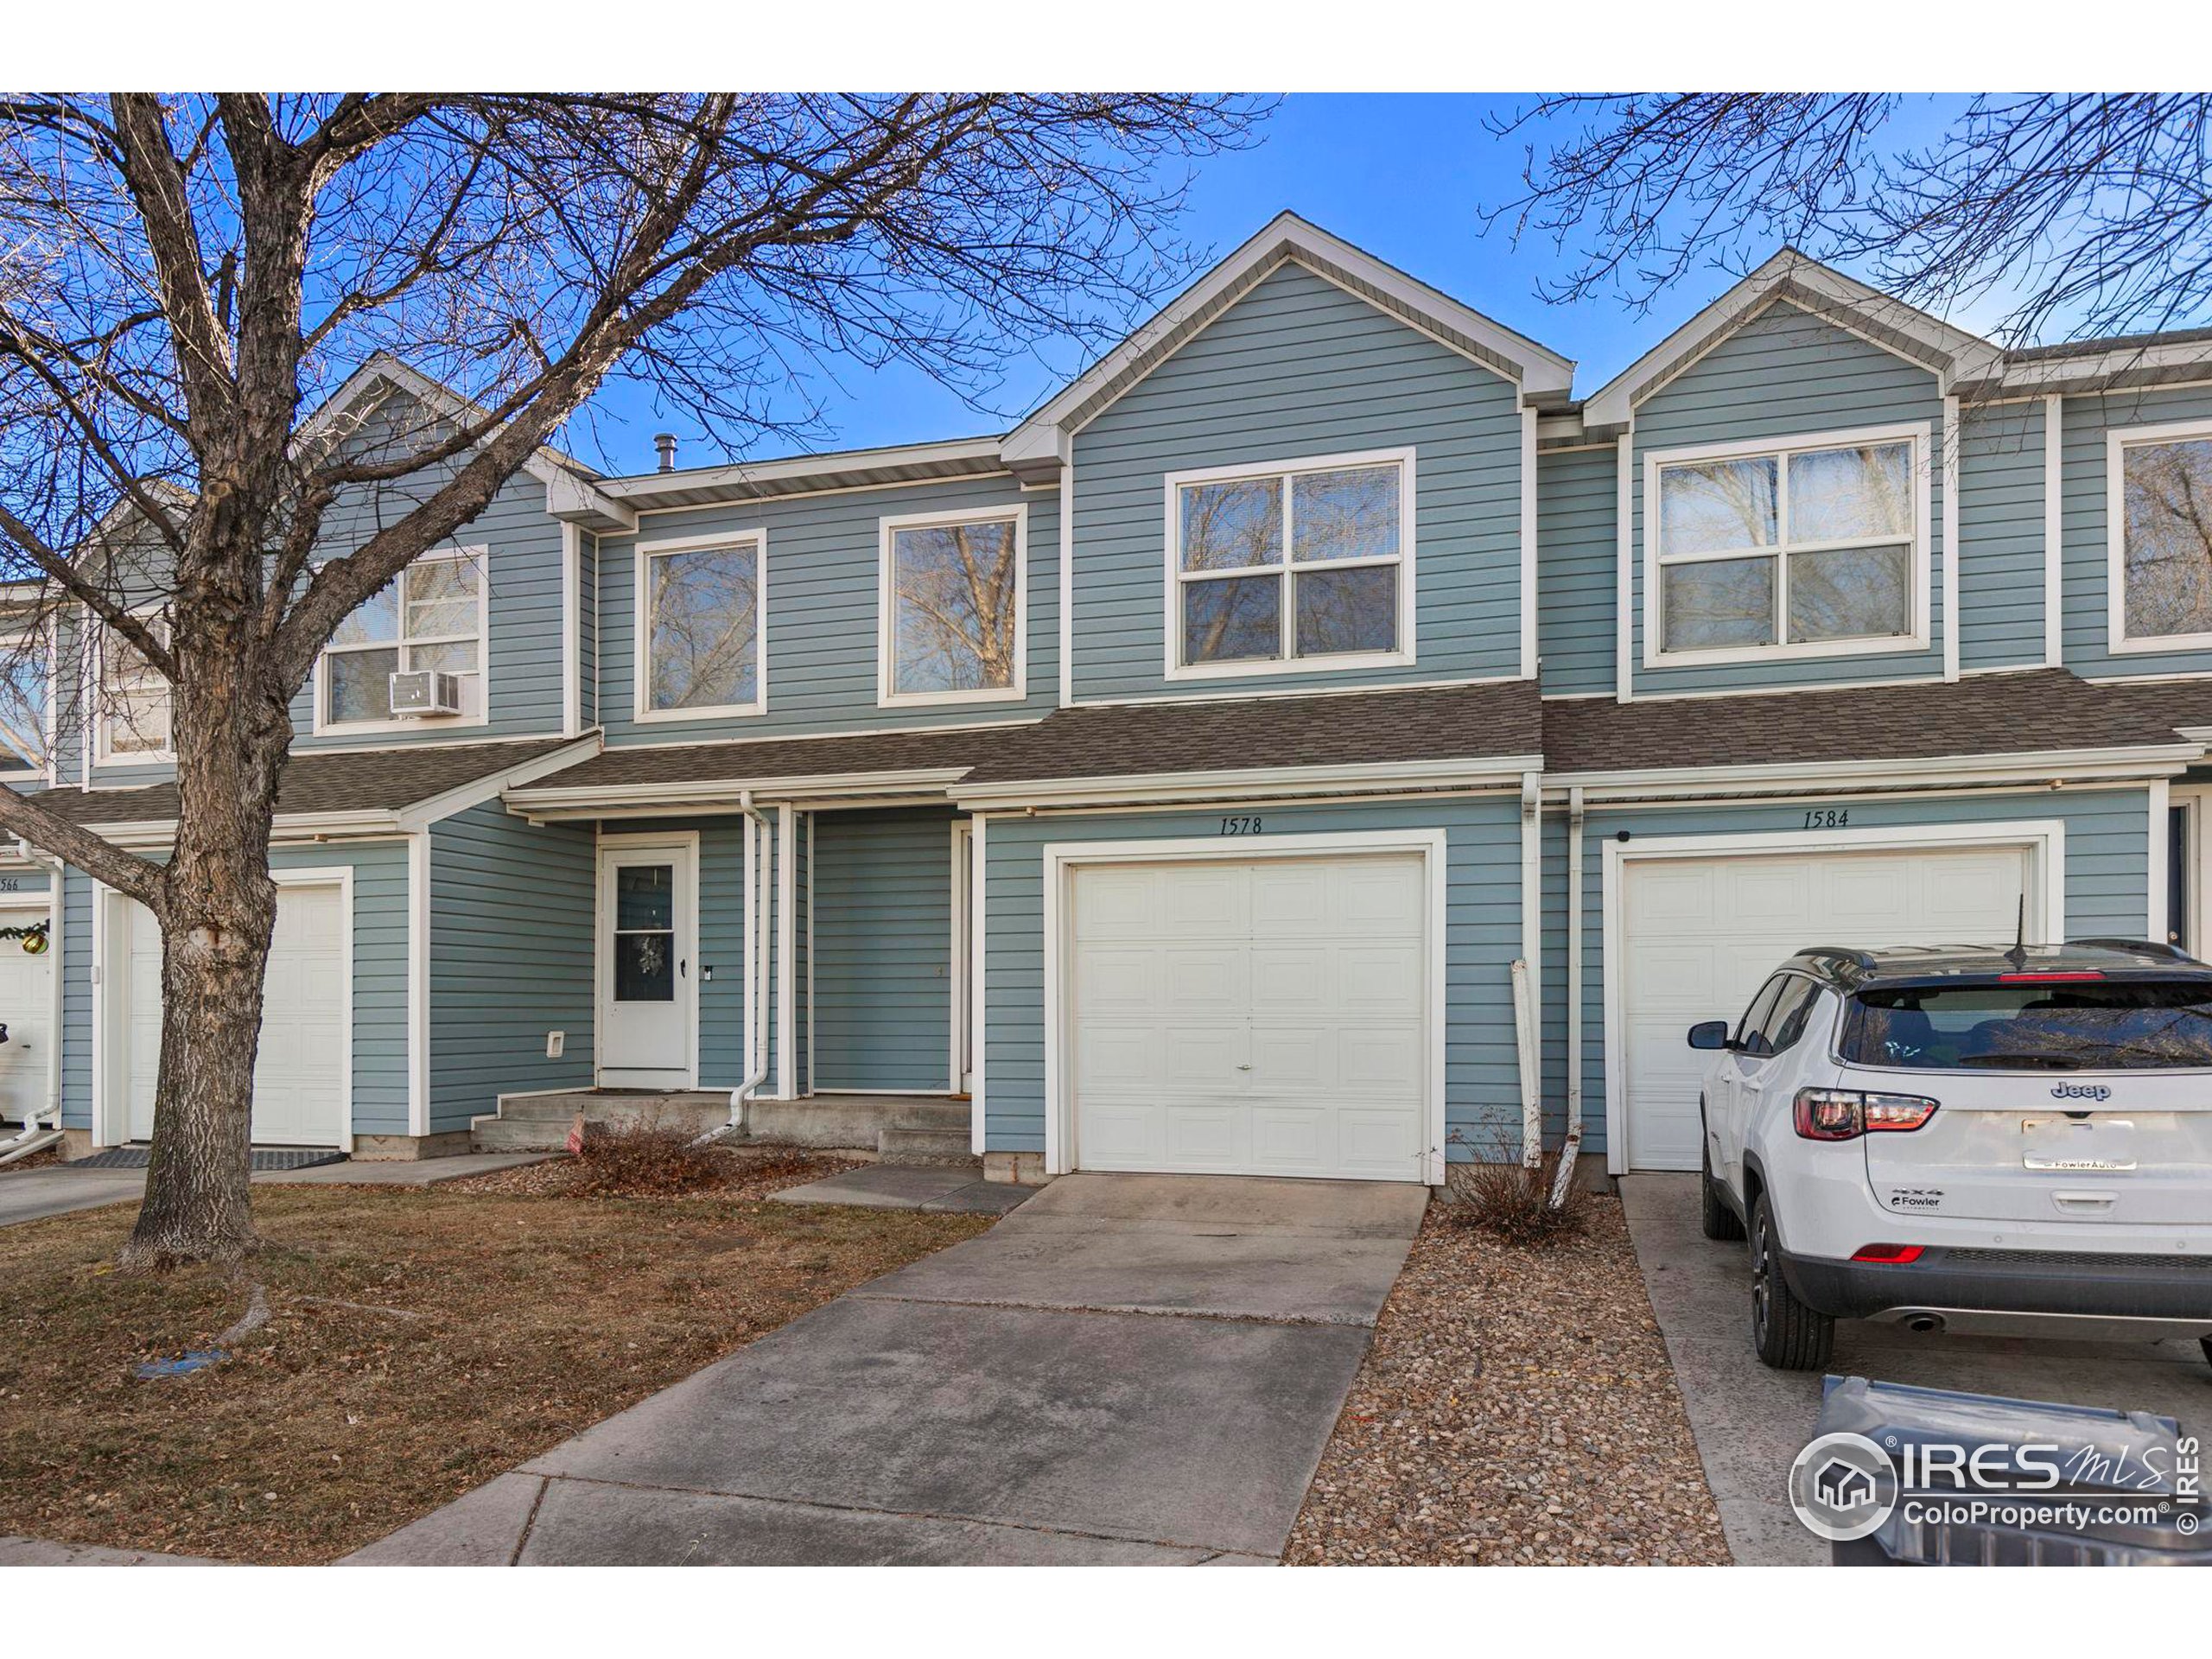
[471,1117,574,1153]
[877,1126,977,1166]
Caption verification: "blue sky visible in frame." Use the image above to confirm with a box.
[571,93,1980,476]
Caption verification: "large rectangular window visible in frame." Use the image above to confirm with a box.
[638,535,763,719]
[98,613,172,762]
[2113,423,2212,650]
[1649,428,1926,662]
[1166,449,1414,678]
[879,507,1025,705]
[0,622,48,772]
[318,550,486,729]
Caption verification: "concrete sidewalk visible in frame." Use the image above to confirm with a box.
[349,1173,1429,1566]
[0,1152,552,1230]
[1622,1173,2212,1566]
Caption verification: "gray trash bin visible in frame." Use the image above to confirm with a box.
[1813,1375,2208,1566]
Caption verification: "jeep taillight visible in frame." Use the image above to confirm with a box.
[1793,1088,1939,1141]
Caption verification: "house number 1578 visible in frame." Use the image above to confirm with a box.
[1219,816,1263,836]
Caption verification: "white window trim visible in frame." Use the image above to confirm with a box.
[311,544,493,739]
[1160,446,1417,683]
[93,604,175,766]
[1598,817,2068,1176]
[632,529,769,724]
[1642,421,1934,670]
[875,503,1028,709]
[0,614,56,784]
[2105,416,2212,655]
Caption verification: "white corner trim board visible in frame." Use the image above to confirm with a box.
[1597,817,2068,1176]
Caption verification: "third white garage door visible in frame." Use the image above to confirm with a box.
[1616,841,2032,1171]
[1068,852,1429,1182]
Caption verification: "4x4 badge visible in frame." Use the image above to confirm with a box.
[2050,1083,2112,1102]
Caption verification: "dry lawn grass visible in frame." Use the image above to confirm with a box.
[0,1157,989,1563]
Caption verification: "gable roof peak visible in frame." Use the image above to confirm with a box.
[1001,211,1575,478]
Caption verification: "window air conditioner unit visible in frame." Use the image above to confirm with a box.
[388,670,463,717]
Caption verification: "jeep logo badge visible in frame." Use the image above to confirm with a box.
[2050,1083,2112,1102]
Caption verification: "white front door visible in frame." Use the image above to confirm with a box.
[598,838,696,1085]
[0,903,54,1124]
[1618,843,2032,1172]
[1068,852,1428,1182]
[118,881,347,1147]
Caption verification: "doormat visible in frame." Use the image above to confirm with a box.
[70,1147,349,1173]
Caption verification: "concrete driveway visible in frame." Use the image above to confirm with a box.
[1624,1174,2212,1565]
[348,1173,1427,1566]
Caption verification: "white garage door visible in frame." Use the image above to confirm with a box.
[1618,843,2031,1171]
[1069,853,1428,1182]
[121,883,347,1147]
[0,903,54,1125]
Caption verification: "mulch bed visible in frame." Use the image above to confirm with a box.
[0,1154,988,1564]
[1284,1194,1732,1566]
[443,1144,861,1201]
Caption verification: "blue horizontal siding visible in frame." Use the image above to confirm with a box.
[1630,302,1948,695]
[1071,260,1526,700]
[1956,399,2050,671]
[1536,444,1618,695]
[811,805,954,1092]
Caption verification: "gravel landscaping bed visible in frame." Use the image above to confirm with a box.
[1285,1193,1731,1566]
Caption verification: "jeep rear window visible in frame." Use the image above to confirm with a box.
[1840,980,2212,1071]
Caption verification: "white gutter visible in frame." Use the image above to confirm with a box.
[954,753,1545,813]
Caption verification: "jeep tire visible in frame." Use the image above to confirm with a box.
[1751,1193,1834,1370]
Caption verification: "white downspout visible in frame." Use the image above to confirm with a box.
[1550,788,1587,1210]
[714,791,775,1140]
[1516,770,1543,1169]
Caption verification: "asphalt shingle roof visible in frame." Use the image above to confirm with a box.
[1541,669,2196,775]
[524,725,1029,791]
[39,735,580,825]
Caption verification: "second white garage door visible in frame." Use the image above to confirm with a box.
[118,882,348,1147]
[1068,852,1429,1183]
[1616,842,2032,1172]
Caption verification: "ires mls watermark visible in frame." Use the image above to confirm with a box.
[1789,1427,2203,1544]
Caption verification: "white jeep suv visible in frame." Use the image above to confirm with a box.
[1689,940,2212,1370]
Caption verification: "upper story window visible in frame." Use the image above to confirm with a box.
[97,612,173,763]
[317,548,486,732]
[0,620,48,774]
[637,532,764,721]
[2111,421,2212,652]
[878,506,1026,707]
[1647,424,1929,666]
[1165,448,1415,681]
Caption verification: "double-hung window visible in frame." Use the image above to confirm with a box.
[0,620,48,774]
[637,533,765,720]
[2111,421,2212,652]
[1649,427,1928,662]
[320,549,486,730]
[98,612,172,761]
[879,506,1026,706]
[1166,448,1414,678]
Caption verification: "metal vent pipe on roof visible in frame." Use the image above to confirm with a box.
[654,432,677,473]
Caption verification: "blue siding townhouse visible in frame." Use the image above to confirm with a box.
[10,213,2212,1186]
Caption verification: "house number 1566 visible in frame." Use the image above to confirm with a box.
[1219,816,1263,836]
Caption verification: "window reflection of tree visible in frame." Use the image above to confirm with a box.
[893,520,1018,693]
[2125,438,2212,638]
[652,547,757,709]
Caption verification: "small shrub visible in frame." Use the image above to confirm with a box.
[567,1119,732,1198]
[1441,1133,1590,1246]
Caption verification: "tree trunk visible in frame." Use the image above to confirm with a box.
[119,588,287,1268]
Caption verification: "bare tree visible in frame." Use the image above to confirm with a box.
[1484,94,2212,345]
[0,92,1265,1266]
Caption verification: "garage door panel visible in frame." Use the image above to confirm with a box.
[0,907,54,1124]
[1620,842,2029,1171]
[1070,852,1428,1183]
[119,885,346,1147]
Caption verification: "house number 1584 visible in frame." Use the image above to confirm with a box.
[1802,808,1850,830]
[1219,816,1263,836]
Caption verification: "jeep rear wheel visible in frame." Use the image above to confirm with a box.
[1751,1194,1834,1370]
[1700,1134,1745,1242]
